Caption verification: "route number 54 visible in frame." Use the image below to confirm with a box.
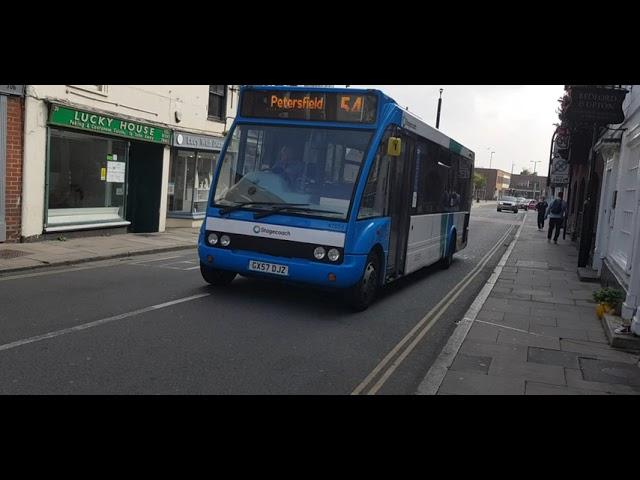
[340,96,363,113]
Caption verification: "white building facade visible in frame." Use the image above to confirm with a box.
[592,85,640,334]
[21,85,237,239]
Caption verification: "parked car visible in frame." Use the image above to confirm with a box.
[497,196,518,213]
[528,199,538,210]
[517,197,529,210]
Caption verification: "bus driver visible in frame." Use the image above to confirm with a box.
[272,146,304,189]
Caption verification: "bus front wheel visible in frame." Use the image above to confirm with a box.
[346,252,380,312]
[200,263,236,286]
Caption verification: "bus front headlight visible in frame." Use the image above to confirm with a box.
[220,235,231,247]
[327,248,340,262]
[207,233,219,246]
[313,247,326,260]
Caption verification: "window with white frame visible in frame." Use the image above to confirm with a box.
[68,85,108,95]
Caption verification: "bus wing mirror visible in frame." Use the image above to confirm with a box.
[387,137,402,156]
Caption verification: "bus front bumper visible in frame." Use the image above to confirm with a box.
[198,244,366,289]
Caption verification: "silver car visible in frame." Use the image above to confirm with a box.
[497,196,518,213]
[517,197,529,210]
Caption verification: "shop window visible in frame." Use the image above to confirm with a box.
[168,150,219,217]
[47,128,127,227]
[208,85,227,121]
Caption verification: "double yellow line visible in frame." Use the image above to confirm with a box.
[351,225,516,395]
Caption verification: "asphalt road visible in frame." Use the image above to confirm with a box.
[0,203,525,394]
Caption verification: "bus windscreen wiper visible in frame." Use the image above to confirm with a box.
[253,206,342,220]
[218,202,308,216]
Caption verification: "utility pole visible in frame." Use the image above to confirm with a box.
[436,89,443,129]
[530,160,541,175]
[489,150,495,169]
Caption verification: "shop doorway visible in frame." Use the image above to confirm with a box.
[126,141,163,233]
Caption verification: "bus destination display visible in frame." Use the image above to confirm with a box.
[240,90,378,124]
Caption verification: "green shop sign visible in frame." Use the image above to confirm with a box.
[49,105,171,144]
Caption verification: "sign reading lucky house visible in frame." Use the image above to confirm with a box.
[49,105,172,144]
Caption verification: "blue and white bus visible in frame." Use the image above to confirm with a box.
[198,86,475,310]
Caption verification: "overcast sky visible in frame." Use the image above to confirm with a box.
[351,85,564,176]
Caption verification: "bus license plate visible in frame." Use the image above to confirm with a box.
[248,260,289,276]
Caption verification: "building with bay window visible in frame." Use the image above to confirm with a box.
[21,85,237,240]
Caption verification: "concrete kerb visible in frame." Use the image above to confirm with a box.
[416,213,528,395]
[0,244,196,276]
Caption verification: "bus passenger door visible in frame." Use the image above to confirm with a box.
[386,132,413,281]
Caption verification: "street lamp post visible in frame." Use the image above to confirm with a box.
[530,160,541,175]
[489,150,495,169]
[436,89,443,129]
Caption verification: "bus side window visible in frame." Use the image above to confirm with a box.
[357,131,392,219]
[422,142,445,214]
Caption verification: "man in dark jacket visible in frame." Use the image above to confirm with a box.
[535,196,548,230]
[546,191,567,244]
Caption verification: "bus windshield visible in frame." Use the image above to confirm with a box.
[213,124,373,220]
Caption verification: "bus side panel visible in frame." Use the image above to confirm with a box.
[447,211,468,254]
[404,214,446,275]
[350,217,391,264]
[459,212,470,250]
[404,211,469,275]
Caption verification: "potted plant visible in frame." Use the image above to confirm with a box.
[593,287,625,319]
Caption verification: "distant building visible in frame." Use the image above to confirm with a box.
[474,168,511,200]
[507,173,548,199]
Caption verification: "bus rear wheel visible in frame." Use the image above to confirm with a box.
[441,235,456,270]
[346,252,379,312]
[200,263,236,286]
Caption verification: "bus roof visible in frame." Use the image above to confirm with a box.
[239,86,475,161]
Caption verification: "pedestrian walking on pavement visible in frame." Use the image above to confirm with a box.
[535,196,548,230]
[546,191,567,244]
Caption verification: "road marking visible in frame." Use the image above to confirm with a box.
[351,224,515,395]
[0,261,121,282]
[0,293,210,354]
[415,213,528,395]
[0,254,195,282]
[128,255,187,264]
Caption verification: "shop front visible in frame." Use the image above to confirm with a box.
[45,104,171,234]
[167,130,224,228]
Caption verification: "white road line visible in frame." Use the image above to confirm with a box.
[0,293,210,354]
[128,255,187,264]
[415,213,527,395]
[0,263,114,282]
[351,224,514,395]
[184,266,201,271]
[0,254,194,281]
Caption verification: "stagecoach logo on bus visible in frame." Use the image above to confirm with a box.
[252,225,291,237]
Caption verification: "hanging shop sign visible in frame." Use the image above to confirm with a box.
[564,87,628,125]
[48,104,172,144]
